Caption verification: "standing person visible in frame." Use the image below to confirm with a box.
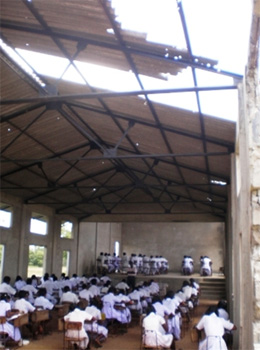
[142,305,175,349]
[121,252,129,273]
[195,305,237,350]
[200,256,213,276]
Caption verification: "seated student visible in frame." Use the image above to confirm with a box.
[64,306,94,350]
[102,287,130,325]
[38,273,56,304]
[0,293,30,347]
[13,290,36,314]
[34,288,53,335]
[182,255,194,275]
[34,287,54,310]
[200,256,212,276]
[142,305,175,350]
[21,278,38,305]
[162,291,182,341]
[78,283,94,305]
[195,305,237,350]
[115,279,130,294]
[0,276,16,296]
[128,287,144,314]
[100,280,111,297]
[99,272,111,286]
[88,278,100,297]
[84,299,108,347]
[60,285,79,309]
[14,275,26,292]
[88,273,100,285]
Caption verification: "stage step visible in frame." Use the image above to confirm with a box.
[200,277,226,300]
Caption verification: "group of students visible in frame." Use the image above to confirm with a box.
[97,252,169,275]
[182,255,213,276]
[0,271,235,350]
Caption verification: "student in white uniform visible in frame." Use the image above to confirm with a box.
[182,256,194,275]
[13,290,36,314]
[0,293,30,346]
[64,306,94,349]
[142,305,175,349]
[217,300,234,348]
[34,287,54,310]
[84,299,108,347]
[21,278,38,305]
[0,276,16,296]
[79,284,94,304]
[200,256,212,276]
[121,252,129,273]
[14,275,26,291]
[60,285,79,307]
[195,305,236,350]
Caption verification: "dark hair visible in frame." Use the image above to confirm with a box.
[205,305,219,316]
[146,305,156,315]
[3,276,11,284]
[17,290,27,299]
[217,300,227,310]
[37,288,47,297]
[0,293,9,301]
[165,290,174,299]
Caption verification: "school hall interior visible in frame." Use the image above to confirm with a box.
[0,0,259,349]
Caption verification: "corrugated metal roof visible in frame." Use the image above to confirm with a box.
[0,0,236,222]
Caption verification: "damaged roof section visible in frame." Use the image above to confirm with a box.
[0,0,241,222]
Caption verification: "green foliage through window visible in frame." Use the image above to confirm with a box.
[60,221,73,238]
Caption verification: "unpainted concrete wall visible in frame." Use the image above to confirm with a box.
[121,222,225,273]
[0,192,79,281]
[78,222,122,275]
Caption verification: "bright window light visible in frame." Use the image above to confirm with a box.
[0,206,12,228]
[30,212,48,235]
[60,220,73,239]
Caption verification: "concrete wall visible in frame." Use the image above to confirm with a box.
[78,222,122,275]
[0,192,79,281]
[122,222,225,273]
[230,6,259,348]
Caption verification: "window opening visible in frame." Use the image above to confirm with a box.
[0,203,12,228]
[60,220,73,239]
[62,250,70,276]
[30,212,48,235]
[27,245,46,278]
[114,241,120,256]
